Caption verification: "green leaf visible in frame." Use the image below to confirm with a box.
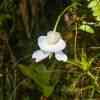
[88,0,97,8]
[93,8,100,16]
[79,49,95,71]
[79,24,95,34]
[92,4,100,16]
[80,50,90,71]
[0,15,11,22]
[19,64,54,96]
[18,64,59,97]
[88,0,100,21]
[96,16,100,21]
[19,64,50,86]
[32,64,50,85]
[0,16,6,22]
[19,64,34,79]
[23,96,30,100]
[43,86,54,97]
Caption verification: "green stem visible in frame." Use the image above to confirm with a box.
[74,23,78,60]
[87,71,99,88]
[53,3,78,32]
[66,60,79,67]
[9,79,28,100]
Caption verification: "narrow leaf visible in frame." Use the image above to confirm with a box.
[79,24,95,34]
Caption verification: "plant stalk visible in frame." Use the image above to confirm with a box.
[87,71,99,88]
[53,3,78,32]
[74,22,78,60]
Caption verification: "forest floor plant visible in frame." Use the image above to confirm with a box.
[9,1,100,100]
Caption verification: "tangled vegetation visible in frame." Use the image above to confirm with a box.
[0,0,100,100]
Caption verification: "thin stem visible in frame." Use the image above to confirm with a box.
[80,85,93,92]
[9,79,28,100]
[66,60,79,67]
[89,46,100,49]
[74,22,78,60]
[53,3,78,32]
[87,71,99,88]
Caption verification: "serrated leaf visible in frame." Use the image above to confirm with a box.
[79,24,95,34]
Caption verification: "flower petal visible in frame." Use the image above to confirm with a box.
[38,36,66,52]
[32,50,49,62]
[46,31,61,44]
[55,51,68,62]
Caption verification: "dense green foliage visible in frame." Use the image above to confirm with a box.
[0,0,100,100]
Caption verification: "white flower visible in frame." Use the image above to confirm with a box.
[32,31,68,62]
